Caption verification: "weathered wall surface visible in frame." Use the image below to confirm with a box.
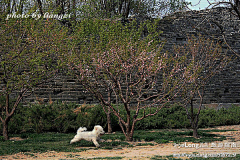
[157,7,240,104]
[21,7,240,105]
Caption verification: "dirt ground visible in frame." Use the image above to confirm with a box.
[1,125,240,160]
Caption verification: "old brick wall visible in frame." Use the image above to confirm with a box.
[21,7,240,105]
[157,7,240,104]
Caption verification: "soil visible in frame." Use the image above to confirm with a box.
[1,125,240,160]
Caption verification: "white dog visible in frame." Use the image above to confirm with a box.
[70,125,105,147]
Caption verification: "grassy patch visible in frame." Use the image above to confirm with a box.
[0,132,79,155]
[86,157,124,159]
[151,155,182,160]
[136,143,155,146]
[200,129,236,132]
[0,129,228,156]
[132,129,226,144]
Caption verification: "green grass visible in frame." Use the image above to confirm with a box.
[200,129,236,132]
[136,143,155,146]
[131,129,227,143]
[84,157,124,159]
[151,155,182,160]
[0,129,229,156]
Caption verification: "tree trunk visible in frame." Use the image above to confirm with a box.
[106,91,112,133]
[126,133,133,141]
[124,0,131,18]
[192,126,199,138]
[6,0,11,13]
[18,0,24,14]
[126,128,134,141]
[107,106,112,133]
[125,118,136,141]
[36,0,44,16]
[1,94,10,140]
[1,93,24,141]
[56,0,64,15]
[72,0,76,20]
[2,119,10,140]
[190,99,199,138]
[118,0,123,15]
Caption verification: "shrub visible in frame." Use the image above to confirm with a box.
[0,136,4,142]
[1,101,240,134]
[198,104,240,128]
[7,102,79,133]
[135,104,190,130]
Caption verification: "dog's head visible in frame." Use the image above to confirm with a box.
[94,125,105,136]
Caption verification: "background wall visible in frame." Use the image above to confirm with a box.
[157,7,240,105]
[20,8,240,106]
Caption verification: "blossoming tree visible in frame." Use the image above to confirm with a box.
[67,19,191,141]
[175,36,229,138]
[0,18,68,140]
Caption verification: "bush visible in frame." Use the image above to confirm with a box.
[5,102,119,134]
[0,136,4,142]
[8,102,80,133]
[1,100,240,134]
[135,104,190,130]
[198,104,240,128]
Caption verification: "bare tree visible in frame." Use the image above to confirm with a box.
[186,0,240,58]
[206,0,240,19]
[175,36,229,138]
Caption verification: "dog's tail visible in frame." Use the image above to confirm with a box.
[77,127,87,134]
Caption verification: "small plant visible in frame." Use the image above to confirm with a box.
[23,153,36,157]
[136,143,155,146]
[0,136,5,142]
[151,155,181,160]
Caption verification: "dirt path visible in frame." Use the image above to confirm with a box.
[1,125,240,160]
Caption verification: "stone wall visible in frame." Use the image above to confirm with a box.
[21,7,240,105]
[157,7,240,104]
